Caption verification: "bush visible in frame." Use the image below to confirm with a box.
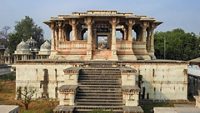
[0,72,15,81]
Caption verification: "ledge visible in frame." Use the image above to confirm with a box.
[59,85,78,92]
[122,86,140,92]
[123,106,144,113]
[53,105,74,112]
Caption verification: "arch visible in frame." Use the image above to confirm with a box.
[63,24,72,41]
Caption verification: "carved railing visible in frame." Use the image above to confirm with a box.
[116,40,132,50]
[58,40,87,50]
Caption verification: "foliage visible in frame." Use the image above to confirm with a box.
[0,26,10,46]
[8,16,44,53]
[17,86,36,110]
[154,28,200,60]
[89,109,113,113]
[0,72,16,81]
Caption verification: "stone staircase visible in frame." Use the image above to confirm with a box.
[74,64,124,113]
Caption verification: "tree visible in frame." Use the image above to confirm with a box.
[17,86,36,110]
[8,16,44,53]
[0,26,10,46]
[154,28,200,60]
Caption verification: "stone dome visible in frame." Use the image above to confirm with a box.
[26,37,37,46]
[4,48,10,56]
[38,40,51,55]
[26,37,39,52]
[40,40,51,51]
[16,40,30,50]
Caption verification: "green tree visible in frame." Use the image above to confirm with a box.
[154,28,200,60]
[8,16,44,53]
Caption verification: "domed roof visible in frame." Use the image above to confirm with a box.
[26,37,37,46]
[16,40,30,50]
[40,40,51,51]
[4,48,10,56]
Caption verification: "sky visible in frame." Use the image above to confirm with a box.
[0,0,200,39]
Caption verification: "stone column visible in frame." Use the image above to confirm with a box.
[109,18,118,60]
[149,24,156,59]
[70,19,77,41]
[140,22,148,42]
[127,20,135,41]
[85,17,93,60]
[140,22,151,60]
[58,22,62,41]
[50,23,55,51]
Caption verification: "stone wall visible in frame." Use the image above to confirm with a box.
[14,61,188,101]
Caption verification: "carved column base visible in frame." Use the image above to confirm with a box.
[110,50,118,61]
[85,50,92,60]
[141,55,151,60]
[49,51,57,59]
[149,52,156,60]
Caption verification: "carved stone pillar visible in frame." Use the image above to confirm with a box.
[85,17,93,60]
[127,20,135,41]
[50,23,55,51]
[149,24,156,59]
[109,18,118,60]
[70,19,77,41]
[58,22,62,41]
[140,22,151,60]
[140,22,148,42]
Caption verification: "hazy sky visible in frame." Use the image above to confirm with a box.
[0,0,200,39]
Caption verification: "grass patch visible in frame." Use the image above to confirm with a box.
[0,80,58,113]
[0,72,16,81]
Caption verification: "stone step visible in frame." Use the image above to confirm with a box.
[78,85,121,89]
[76,96,123,100]
[76,101,123,106]
[79,76,121,80]
[76,99,123,103]
[79,79,121,82]
[79,82,121,85]
[80,70,121,74]
[78,90,121,93]
[78,88,121,91]
[77,92,122,96]
[74,106,123,113]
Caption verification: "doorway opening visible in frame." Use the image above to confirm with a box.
[97,35,108,50]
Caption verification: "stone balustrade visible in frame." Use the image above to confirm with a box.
[58,40,87,50]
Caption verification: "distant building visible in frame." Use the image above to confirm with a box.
[0,45,5,64]
[4,37,51,64]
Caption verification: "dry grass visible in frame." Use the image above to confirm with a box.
[0,80,58,113]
